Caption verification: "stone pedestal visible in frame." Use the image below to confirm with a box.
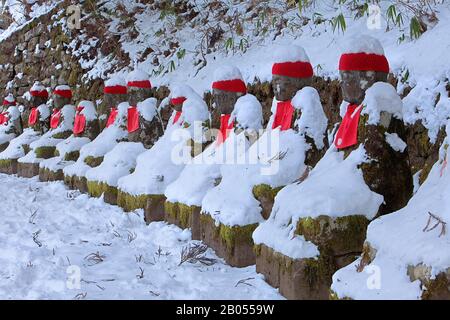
[87,181,118,205]
[144,195,166,224]
[200,213,258,267]
[165,201,201,240]
[0,158,18,174]
[39,167,64,181]
[256,215,370,299]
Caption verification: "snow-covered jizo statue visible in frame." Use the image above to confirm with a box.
[200,45,328,267]
[164,66,262,240]
[63,75,129,193]
[253,36,413,299]
[0,93,22,152]
[39,101,100,182]
[0,82,50,174]
[85,69,162,205]
[126,69,163,148]
[17,85,75,178]
[332,119,450,300]
[117,85,209,223]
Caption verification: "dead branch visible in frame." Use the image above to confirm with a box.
[423,211,446,237]
[179,243,217,266]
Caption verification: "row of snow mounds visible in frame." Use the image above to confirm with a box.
[331,120,450,300]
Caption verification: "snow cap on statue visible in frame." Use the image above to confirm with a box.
[104,75,127,94]
[339,35,389,73]
[3,93,16,106]
[30,82,49,98]
[272,45,314,78]
[54,84,73,99]
[126,69,152,89]
[212,65,247,94]
[170,84,195,105]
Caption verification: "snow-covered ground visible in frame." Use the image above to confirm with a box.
[0,173,282,300]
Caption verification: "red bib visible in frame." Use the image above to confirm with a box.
[173,110,182,125]
[50,109,61,129]
[0,113,5,125]
[334,104,362,149]
[73,114,86,134]
[217,114,234,145]
[106,107,118,128]
[272,101,294,131]
[127,106,139,133]
[28,107,39,126]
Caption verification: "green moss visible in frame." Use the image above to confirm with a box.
[84,156,103,167]
[35,146,56,159]
[295,215,370,256]
[64,151,80,161]
[52,131,72,140]
[218,221,258,255]
[117,190,149,212]
[0,159,12,168]
[166,202,197,229]
[252,184,283,203]
[87,180,117,199]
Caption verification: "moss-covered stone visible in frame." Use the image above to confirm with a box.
[35,146,56,159]
[252,184,283,219]
[0,158,17,174]
[117,190,149,212]
[295,215,370,259]
[200,213,257,267]
[0,142,9,153]
[64,150,80,161]
[165,201,201,239]
[52,131,72,140]
[87,180,118,205]
[84,156,103,167]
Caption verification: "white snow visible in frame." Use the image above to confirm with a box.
[30,82,47,94]
[361,82,403,125]
[0,105,21,145]
[126,69,150,83]
[85,142,146,187]
[3,93,15,103]
[385,132,407,153]
[0,128,40,159]
[105,75,127,88]
[0,174,282,300]
[340,34,385,55]
[231,94,263,131]
[55,84,71,92]
[136,98,157,122]
[273,45,310,63]
[213,65,244,82]
[78,100,97,121]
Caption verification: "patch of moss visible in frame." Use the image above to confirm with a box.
[254,244,262,257]
[35,146,56,159]
[295,215,370,256]
[0,159,12,169]
[252,184,283,203]
[52,131,72,140]
[64,151,80,161]
[117,190,148,212]
[165,201,198,229]
[87,180,118,200]
[84,156,103,167]
[218,221,258,255]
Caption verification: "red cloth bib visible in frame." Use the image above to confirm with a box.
[73,114,86,134]
[106,107,118,128]
[0,113,5,125]
[334,104,362,149]
[50,109,61,129]
[127,106,139,133]
[272,101,294,131]
[217,114,234,145]
[28,107,39,126]
[173,110,182,125]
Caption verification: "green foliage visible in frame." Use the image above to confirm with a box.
[410,16,424,39]
[331,13,346,33]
